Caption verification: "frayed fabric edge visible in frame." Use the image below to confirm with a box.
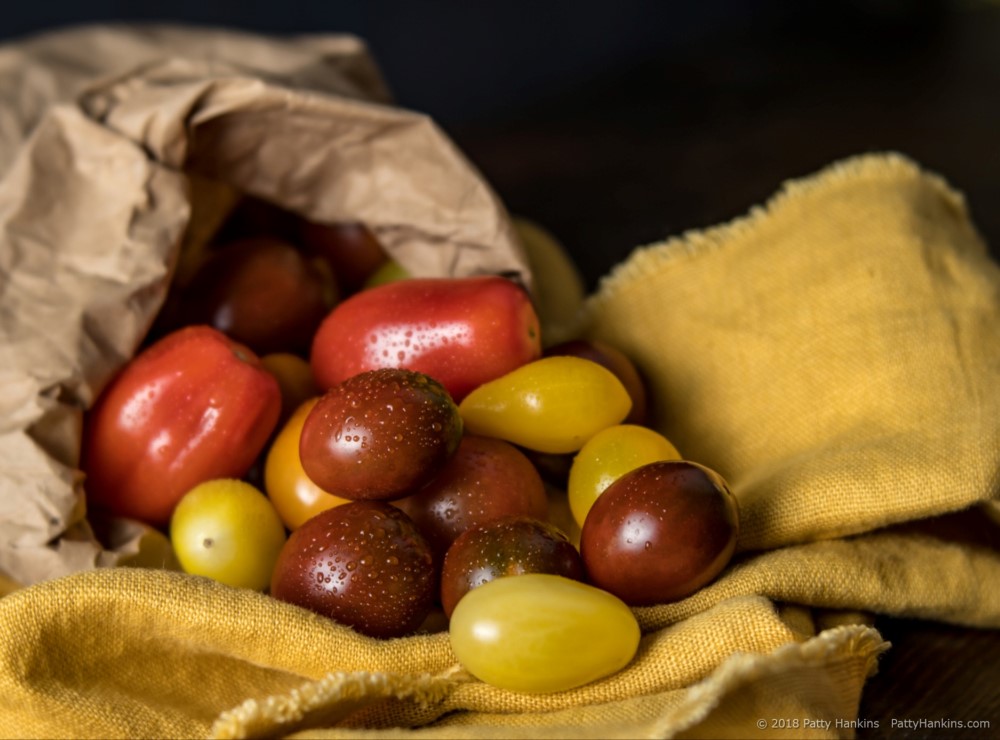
[580,151,972,328]
[655,624,889,739]
[210,665,472,740]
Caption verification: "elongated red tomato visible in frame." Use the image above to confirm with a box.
[82,325,282,526]
[310,276,541,401]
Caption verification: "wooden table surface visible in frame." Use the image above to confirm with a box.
[445,4,1000,736]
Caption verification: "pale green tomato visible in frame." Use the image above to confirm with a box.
[449,573,640,693]
[457,356,632,454]
[170,479,287,591]
[568,424,681,528]
[362,258,410,288]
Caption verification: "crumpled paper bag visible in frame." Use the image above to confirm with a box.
[1,24,999,740]
[0,25,527,587]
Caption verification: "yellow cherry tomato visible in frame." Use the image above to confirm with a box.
[568,424,682,528]
[449,573,640,693]
[260,352,319,425]
[458,356,632,454]
[170,479,287,591]
[264,398,351,529]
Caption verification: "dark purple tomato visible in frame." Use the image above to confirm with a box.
[181,236,337,356]
[392,435,548,565]
[579,460,739,605]
[299,368,462,500]
[299,220,389,295]
[440,516,584,617]
[270,501,435,638]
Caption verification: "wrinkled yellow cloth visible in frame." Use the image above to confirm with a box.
[1,153,998,739]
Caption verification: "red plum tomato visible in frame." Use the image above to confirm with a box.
[82,325,282,527]
[310,276,541,402]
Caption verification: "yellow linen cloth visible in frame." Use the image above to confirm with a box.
[1,152,998,739]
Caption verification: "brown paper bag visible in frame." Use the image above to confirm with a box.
[0,24,528,587]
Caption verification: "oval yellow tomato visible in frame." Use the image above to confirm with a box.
[264,398,351,529]
[449,573,640,693]
[458,356,632,454]
[568,424,681,528]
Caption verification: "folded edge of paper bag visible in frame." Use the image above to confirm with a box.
[0,102,190,584]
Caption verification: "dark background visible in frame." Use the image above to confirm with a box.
[4,1,999,288]
[4,2,999,735]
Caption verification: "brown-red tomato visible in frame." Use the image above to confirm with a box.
[579,460,739,605]
[270,501,435,639]
[440,516,583,618]
[298,368,462,501]
[392,434,549,565]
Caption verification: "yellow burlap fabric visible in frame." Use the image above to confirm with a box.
[1,153,998,739]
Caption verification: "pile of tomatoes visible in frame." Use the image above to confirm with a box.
[81,203,739,693]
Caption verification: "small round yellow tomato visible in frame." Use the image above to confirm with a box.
[170,479,287,590]
[260,352,320,425]
[458,356,632,454]
[568,424,681,528]
[264,398,351,529]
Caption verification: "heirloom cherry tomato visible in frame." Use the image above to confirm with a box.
[392,435,549,565]
[299,221,389,294]
[440,516,583,617]
[264,399,351,530]
[180,237,337,356]
[580,460,740,605]
[270,501,436,639]
[82,326,282,527]
[458,356,632,454]
[568,424,681,528]
[310,276,542,402]
[299,369,463,500]
[170,479,287,591]
[449,574,640,693]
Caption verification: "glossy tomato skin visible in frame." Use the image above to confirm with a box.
[180,236,337,356]
[299,369,463,501]
[579,460,739,606]
[392,435,549,565]
[264,398,351,530]
[82,325,282,527]
[544,339,650,426]
[299,221,388,295]
[270,501,436,639]
[440,516,583,618]
[310,276,542,402]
